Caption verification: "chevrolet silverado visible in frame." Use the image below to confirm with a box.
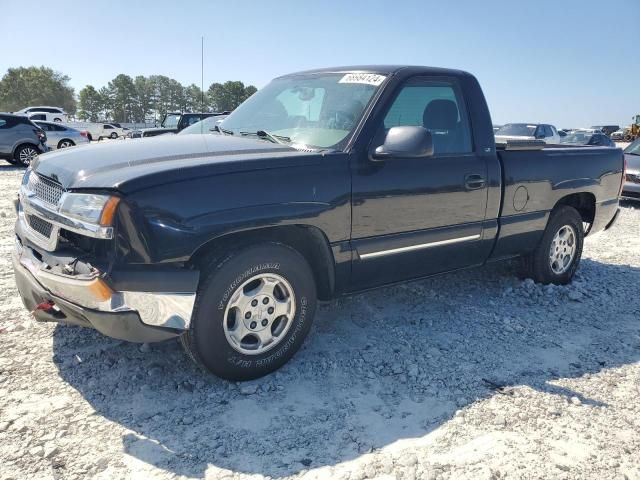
[13,65,624,380]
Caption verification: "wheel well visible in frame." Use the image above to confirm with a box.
[57,138,74,148]
[554,192,596,226]
[189,225,336,300]
[12,142,38,158]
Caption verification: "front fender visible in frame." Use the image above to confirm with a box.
[114,156,351,265]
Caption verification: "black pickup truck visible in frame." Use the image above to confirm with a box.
[13,65,623,380]
[128,112,225,138]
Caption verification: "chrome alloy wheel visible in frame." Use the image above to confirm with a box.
[223,273,296,355]
[59,141,73,148]
[549,225,577,274]
[19,147,38,165]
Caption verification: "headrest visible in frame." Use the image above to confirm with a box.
[423,99,459,130]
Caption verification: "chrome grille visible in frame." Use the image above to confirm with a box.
[27,215,54,238]
[27,173,64,206]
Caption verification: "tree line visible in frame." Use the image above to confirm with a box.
[0,66,257,123]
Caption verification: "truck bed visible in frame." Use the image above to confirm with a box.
[489,144,624,260]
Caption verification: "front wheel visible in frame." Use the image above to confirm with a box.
[181,243,317,380]
[110,132,118,139]
[522,206,584,285]
[58,139,75,149]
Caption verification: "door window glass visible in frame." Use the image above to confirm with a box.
[383,80,472,154]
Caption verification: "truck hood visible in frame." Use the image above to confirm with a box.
[32,134,313,192]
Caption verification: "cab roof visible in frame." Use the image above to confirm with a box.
[277,65,471,79]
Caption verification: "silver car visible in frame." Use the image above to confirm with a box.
[34,121,89,149]
[622,138,640,201]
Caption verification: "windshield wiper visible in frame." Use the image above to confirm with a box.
[213,125,233,135]
[240,130,291,145]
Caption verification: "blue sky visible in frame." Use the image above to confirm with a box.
[2,0,638,127]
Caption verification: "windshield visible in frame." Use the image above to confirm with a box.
[625,138,640,155]
[161,114,181,129]
[219,72,386,149]
[495,124,537,136]
[179,116,224,135]
[560,133,592,145]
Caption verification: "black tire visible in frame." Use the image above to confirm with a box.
[53,118,62,122]
[522,206,584,285]
[181,242,317,380]
[57,139,75,149]
[87,133,93,141]
[13,144,39,167]
[110,132,118,139]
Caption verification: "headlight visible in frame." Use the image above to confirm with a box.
[59,193,120,226]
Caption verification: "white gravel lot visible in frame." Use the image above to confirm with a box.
[0,164,639,480]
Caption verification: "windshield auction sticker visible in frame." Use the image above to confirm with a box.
[339,73,387,86]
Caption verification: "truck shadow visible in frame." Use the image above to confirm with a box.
[52,258,640,478]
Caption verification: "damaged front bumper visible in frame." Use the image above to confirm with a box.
[12,236,198,343]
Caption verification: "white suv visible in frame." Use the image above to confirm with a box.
[15,106,67,123]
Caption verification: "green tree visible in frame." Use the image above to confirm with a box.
[0,66,76,113]
[207,81,257,112]
[133,75,153,123]
[184,84,206,112]
[106,74,137,122]
[77,85,104,121]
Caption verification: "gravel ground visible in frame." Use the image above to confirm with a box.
[0,165,639,480]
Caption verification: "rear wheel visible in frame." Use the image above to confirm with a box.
[57,139,75,149]
[53,118,62,122]
[181,243,317,380]
[522,206,584,285]
[14,144,39,167]
[110,132,118,139]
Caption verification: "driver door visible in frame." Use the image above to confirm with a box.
[350,77,491,289]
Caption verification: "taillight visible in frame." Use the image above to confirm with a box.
[34,129,46,142]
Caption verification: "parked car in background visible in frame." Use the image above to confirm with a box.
[494,123,561,144]
[33,121,89,150]
[105,123,130,135]
[611,127,628,141]
[560,131,616,147]
[558,130,567,138]
[100,123,128,139]
[0,113,48,166]
[591,125,620,136]
[63,122,125,141]
[621,138,640,200]
[12,65,623,380]
[178,115,228,135]
[15,106,67,123]
[129,112,226,138]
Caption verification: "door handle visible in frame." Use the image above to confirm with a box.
[465,174,486,190]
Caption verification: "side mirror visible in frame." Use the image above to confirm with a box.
[372,126,434,161]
